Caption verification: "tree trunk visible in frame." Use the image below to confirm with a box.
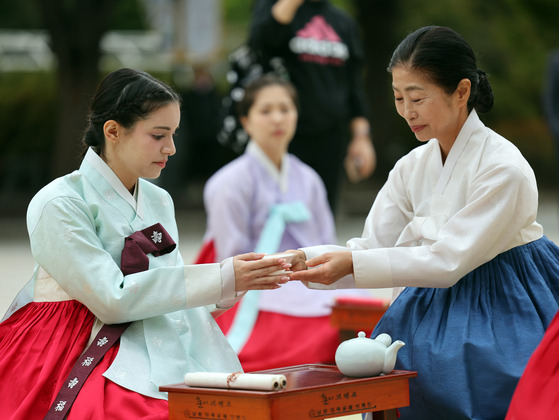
[353,0,407,177]
[38,0,115,178]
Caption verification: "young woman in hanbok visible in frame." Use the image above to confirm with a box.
[198,74,372,372]
[0,68,290,420]
[288,26,559,419]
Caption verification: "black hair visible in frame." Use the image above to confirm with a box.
[237,74,299,118]
[388,26,494,113]
[81,68,181,157]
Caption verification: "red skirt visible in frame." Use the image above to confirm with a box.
[0,300,168,420]
[216,302,340,372]
[506,310,559,419]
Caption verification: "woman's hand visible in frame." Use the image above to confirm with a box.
[345,117,376,182]
[272,0,305,24]
[283,249,308,272]
[289,251,353,285]
[233,253,291,292]
[345,136,376,182]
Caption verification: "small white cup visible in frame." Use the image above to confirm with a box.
[262,252,295,276]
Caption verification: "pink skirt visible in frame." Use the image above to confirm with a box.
[0,300,168,420]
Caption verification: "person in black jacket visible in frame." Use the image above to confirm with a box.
[249,0,376,212]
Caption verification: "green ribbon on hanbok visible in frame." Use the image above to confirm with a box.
[226,201,311,353]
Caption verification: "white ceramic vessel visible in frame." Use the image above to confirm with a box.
[335,331,405,377]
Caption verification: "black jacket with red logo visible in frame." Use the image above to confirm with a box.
[249,0,371,135]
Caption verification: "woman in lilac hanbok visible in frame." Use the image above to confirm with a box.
[197,74,372,372]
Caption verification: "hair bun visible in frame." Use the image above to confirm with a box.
[474,69,494,113]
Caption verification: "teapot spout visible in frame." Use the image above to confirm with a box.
[382,340,405,374]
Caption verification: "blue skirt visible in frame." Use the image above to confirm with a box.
[372,236,559,420]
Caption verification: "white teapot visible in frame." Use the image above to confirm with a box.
[335,331,405,377]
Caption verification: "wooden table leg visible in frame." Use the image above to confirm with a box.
[372,408,398,420]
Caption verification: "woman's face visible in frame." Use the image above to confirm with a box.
[241,85,298,154]
[392,66,470,158]
[105,102,180,191]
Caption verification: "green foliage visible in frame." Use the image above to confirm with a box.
[329,0,354,14]
[0,0,43,29]
[1,0,558,187]
[389,0,559,185]
[0,72,56,155]
[0,0,147,30]
[223,0,253,25]
[392,0,558,121]
[108,0,148,30]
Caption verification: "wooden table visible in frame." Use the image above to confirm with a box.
[161,364,416,420]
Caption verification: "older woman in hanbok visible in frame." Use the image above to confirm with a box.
[289,26,559,420]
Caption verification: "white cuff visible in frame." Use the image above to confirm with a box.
[183,263,222,308]
[352,249,393,288]
[217,257,244,308]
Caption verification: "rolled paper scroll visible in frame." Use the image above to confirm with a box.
[184,372,287,391]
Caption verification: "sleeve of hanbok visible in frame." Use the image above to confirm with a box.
[351,163,539,289]
[301,165,411,289]
[28,196,230,325]
[304,158,539,290]
[358,164,538,287]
